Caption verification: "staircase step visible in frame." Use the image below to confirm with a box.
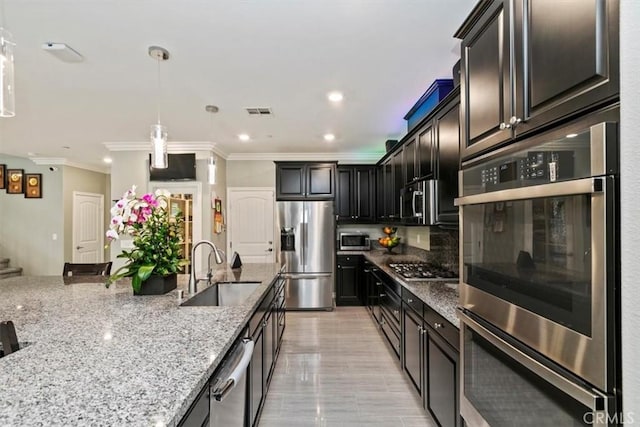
[0,267,22,280]
[0,259,9,269]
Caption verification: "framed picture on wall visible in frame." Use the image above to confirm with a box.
[0,164,5,189]
[24,173,42,198]
[6,169,24,194]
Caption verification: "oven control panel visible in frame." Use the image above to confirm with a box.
[480,151,574,189]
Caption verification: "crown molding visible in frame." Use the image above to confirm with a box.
[226,151,384,164]
[30,157,109,174]
[103,141,228,159]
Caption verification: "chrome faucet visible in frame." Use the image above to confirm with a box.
[189,240,225,295]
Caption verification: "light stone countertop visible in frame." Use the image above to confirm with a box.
[337,249,460,327]
[0,263,281,427]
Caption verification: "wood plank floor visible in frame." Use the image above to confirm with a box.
[259,307,437,426]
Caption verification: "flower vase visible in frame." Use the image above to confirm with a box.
[134,273,178,295]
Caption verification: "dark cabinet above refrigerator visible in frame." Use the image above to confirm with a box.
[275,162,337,201]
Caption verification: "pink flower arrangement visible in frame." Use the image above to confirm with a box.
[106,185,171,242]
[105,185,185,291]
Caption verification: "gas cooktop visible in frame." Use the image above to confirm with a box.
[388,262,459,281]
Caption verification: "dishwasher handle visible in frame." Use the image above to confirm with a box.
[211,338,254,402]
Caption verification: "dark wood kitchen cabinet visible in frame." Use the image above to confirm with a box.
[433,93,461,224]
[378,156,399,221]
[401,288,460,427]
[336,255,363,306]
[275,162,336,200]
[336,165,376,222]
[456,0,619,161]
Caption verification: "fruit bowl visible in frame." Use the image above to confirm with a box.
[382,226,398,236]
[378,236,401,252]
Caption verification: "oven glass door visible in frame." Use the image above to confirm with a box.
[460,312,613,427]
[458,176,614,391]
[463,192,593,335]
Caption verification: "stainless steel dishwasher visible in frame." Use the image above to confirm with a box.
[210,338,254,427]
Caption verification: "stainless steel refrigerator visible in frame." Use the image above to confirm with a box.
[277,201,334,310]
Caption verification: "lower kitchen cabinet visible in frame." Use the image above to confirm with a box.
[249,324,264,426]
[426,329,458,427]
[336,255,363,306]
[360,261,460,426]
[403,305,424,396]
[401,288,460,427]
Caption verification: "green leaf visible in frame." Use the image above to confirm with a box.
[132,274,142,293]
[137,264,156,282]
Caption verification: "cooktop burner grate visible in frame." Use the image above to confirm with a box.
[388,262,458,281]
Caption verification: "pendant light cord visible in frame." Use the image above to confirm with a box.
[156,57,162,125]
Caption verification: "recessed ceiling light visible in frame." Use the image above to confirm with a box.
[566,133,578,138]
[238,133,250,142]
[327,91,344,103]
[103,157,113,164]
[323,133,336,142]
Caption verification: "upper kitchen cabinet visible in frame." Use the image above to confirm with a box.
[336,165,376,223]
[275,162,337,200]
[433,91,461,225]
[456,0,619,161]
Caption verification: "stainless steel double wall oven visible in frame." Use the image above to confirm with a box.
[456,109,620,426]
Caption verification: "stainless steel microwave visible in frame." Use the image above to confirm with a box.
[339,233,370,251]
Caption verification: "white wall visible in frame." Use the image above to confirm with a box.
[0,155,64,275]
[227,160,275,187]
[620,0,640,418]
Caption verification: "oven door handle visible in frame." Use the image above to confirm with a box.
[459,309,612,412]
[455,177,604,206]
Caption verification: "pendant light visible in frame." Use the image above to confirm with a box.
[0,0,16,118]
[149,46,169,169]
[205,105,219,185]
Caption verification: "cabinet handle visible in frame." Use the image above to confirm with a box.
[422,328,427,335]
[434,322,443,329]
[364,269,371,273]
[380,293,387,297]
[499,122,512,130]
[408,298,414,303]
[509,116,522,126]
[418,325,423,333]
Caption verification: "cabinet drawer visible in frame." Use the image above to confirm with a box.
[424,306,459,351]
[380,283,401,326]
[380,312,401,360]
[402,288,424,316]
[336,255,362,266]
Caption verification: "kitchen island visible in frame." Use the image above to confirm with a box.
[0,263,281,426]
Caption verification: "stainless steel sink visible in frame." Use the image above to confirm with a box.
[180,281,261,307]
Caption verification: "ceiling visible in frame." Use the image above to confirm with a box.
[0,0,475,171]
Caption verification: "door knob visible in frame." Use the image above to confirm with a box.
[266,248,273,252]
[76,246,84,250]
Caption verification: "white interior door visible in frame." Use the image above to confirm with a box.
[228,188,275,263]
[72,192,104,262]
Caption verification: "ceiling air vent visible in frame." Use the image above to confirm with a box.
[246,107,272,115]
